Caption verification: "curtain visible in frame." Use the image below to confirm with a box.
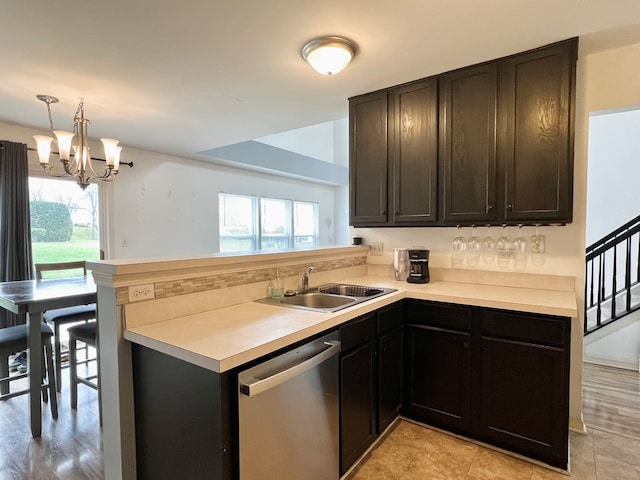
[0,141,33,327]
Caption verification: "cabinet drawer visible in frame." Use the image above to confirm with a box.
[406,300,472,332]
[480,309,568,347]
[341,313,376,351]
[377,301,404,333]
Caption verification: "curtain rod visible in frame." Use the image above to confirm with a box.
[26,147,134,168]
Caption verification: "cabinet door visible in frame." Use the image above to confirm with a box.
[389,78,439,224]
[498,39,577,223]
[440,64,497,223]
[378,324,403,433]
[349,91,389,226]
[404,324,471,433]
[340,340,376,475]
[479,337,568,469]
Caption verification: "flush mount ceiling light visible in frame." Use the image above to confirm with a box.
[301,36,357,76]
[33,94,129,190]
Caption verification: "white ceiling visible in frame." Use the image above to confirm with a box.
[1,0,640,163]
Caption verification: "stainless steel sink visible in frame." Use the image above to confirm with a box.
[256,283,397,313]
[279,292,357,309]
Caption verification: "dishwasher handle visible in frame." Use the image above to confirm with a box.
[239,340,341,397]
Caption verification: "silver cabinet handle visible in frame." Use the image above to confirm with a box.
[239,340,341,397]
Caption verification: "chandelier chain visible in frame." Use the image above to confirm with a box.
[73,99,84,135]
[45,100,55,133]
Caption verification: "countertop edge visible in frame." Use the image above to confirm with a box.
[407,290,578,318]
[124,330,222,372]
[124,279,577,374]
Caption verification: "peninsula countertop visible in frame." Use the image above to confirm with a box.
[123,275,578,373]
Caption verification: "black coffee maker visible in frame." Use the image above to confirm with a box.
[407,249,430,284]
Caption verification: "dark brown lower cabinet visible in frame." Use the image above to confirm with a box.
[377,301,405,433]
[340,342,376,473]
[377,324,403,432]
[340,314,377,475]
[340,302,405,475]
[132,344,237,480]
[479,337,568,467]
[477,307,570,468]
[404,324,471,433]
[403,300,570,469]
[404,300,472,433]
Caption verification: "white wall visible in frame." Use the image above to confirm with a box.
[333,118,350,246]
[353,224,584,276]
[108,147,337,258]
[586,108,640,245]
[585,310,640,370]
[0,121,338,259]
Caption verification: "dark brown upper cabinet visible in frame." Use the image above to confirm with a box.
[349,78,438,227]
[389,78,439,225]
[349,91,389,226]
[439,63,498,224]
[498,41,577,223]
[349,38,577,227]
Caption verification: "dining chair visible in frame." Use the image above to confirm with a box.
[67,320,101,424]
[35,261,97,392]
[0,322,58,418]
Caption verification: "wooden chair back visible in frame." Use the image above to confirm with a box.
[35,261,88,280]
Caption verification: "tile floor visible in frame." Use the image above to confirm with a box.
[348,419,640,480]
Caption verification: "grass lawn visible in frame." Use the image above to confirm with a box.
[32,226,100,275]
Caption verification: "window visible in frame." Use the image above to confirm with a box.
[294,201,318,249]
[29,177,100,268]
[219,193,318,253]
[260,198,290,251]
[219,193,257,252]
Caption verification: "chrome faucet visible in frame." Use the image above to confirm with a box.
[301,266,314,290]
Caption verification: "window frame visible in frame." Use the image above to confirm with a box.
[219,193,319,253]
[28,174,104,263]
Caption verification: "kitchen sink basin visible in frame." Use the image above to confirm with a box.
[279,292,357,309]
[256,283,397,313]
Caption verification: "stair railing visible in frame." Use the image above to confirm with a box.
[585,213,640,335]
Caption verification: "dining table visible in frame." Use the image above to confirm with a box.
[0,275,97,437]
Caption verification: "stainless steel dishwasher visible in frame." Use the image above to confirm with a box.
[238,331,341,480]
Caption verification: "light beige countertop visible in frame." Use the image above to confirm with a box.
[123,275,578,373]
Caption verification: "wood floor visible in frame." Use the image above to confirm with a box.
[0,361,637,479]
[0,366,103,480]
[582,361,640,439]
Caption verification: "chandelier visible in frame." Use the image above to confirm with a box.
[33,94,123,190]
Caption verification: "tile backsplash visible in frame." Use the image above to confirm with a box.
[117,254,367,304]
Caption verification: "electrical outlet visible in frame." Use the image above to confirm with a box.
[129,284,155,302]
[370,242,384,256]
